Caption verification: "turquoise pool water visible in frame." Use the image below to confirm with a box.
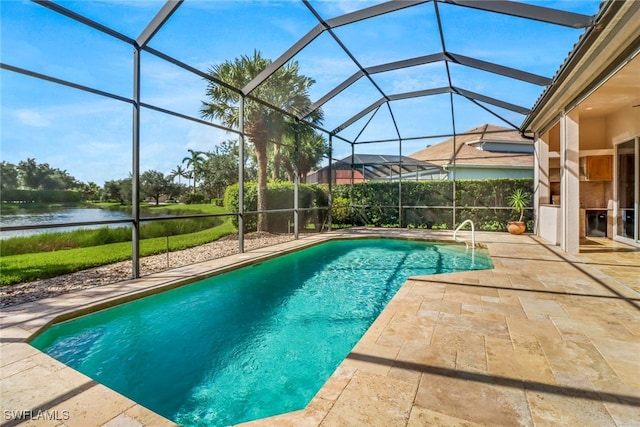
[31,239,492,426]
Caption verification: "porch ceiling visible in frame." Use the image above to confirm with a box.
[575,53,640,120]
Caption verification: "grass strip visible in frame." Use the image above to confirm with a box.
[0,218,236,286]
[1,204,233,256]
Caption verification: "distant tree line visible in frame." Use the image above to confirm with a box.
[2,132,327,207]
[1,158,81,191]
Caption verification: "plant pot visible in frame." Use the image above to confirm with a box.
[507,221,526,235]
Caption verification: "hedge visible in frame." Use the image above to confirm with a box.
[222,178,533,232]
[330,178,534,231]
[224,182,325,232]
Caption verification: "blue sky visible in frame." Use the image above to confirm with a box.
[0,0,601,185]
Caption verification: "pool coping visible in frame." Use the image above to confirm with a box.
[2,228,639,426]
[0,229,461,426]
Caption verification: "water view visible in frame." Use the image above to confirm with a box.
[0,208,132,239]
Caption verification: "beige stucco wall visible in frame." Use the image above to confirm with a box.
[606,107,640,145]
[548,124,560,152]
[542,108,639,152]
[579,117,608,149]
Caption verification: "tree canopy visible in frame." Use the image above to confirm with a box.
[200,50,321,231]
[1,158,80,191]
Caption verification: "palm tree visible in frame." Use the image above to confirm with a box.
[182,149,205,193]
[282,124,329,182]
[268,63,323,181]
[169,165,187,185]
[201,50,319,231]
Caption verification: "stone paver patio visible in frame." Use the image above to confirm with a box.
[1,230,639,426]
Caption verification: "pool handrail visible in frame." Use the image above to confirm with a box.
[454,219,475,249]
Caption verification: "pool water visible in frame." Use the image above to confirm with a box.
[31,239,492,426]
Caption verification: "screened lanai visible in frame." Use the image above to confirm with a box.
[2,3,640,427]
[0,0,611,278]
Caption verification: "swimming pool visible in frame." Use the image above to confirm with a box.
[31,238,492,426]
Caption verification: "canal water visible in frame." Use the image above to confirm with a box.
[0,208,132,239]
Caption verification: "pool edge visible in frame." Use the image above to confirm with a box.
[1,228,479,427]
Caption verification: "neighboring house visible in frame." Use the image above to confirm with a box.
[306,154,445,184]
[409,124,534,180]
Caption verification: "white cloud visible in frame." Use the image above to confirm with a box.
[391,76,444,95]
[15,109,51,127]
[185,124,230,153]
[80,141,124,156]
[303,56,358,84]
[318,0,381,16]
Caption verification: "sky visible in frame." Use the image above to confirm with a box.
[0,0,602,185]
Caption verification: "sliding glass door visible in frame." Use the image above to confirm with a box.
[616,137,639,245]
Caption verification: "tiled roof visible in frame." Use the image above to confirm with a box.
[409,124,533,168]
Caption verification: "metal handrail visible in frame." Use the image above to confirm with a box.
[453,219,475,249]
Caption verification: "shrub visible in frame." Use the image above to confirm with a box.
[331,197,351,225]
[222,178,533,231]
[181,193,205,204]
[330,178,533,230]
[224,182,318,232]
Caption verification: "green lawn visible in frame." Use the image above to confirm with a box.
[0,204,237,286]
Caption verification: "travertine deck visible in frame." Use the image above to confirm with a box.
[2,230,639,426]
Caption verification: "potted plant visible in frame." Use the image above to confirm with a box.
[507,188,529,235]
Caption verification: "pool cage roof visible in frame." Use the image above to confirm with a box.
[3,0,603,149]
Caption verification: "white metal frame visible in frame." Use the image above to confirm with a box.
[613,136,640,247]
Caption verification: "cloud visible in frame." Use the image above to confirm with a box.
[185,125,230,153]
[390,76,447,95]
[318,0,381,16]
[15,109,51,127]
[90,0,165,8]
[303,55,358,83]
[270,14,313,39]
[79,141,125,156]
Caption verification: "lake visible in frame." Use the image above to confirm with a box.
[0,208,132,239]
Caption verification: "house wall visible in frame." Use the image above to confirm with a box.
[548,125,560,152]
[539,205,561,245]
[579,117,607,149]
[450,167,533,180]
[580,181,613,208]
[606,107,640,145]
[605,106,639,245]
[536,107,639,247]
[578,110,640,150]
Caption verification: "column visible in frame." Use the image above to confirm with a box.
[560,112,580,253]
[534,134,549,235]
[238,96,245,253]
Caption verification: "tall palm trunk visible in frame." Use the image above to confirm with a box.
[247,117,269,232]
[272,146,281,181]
[255,142,268,231]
